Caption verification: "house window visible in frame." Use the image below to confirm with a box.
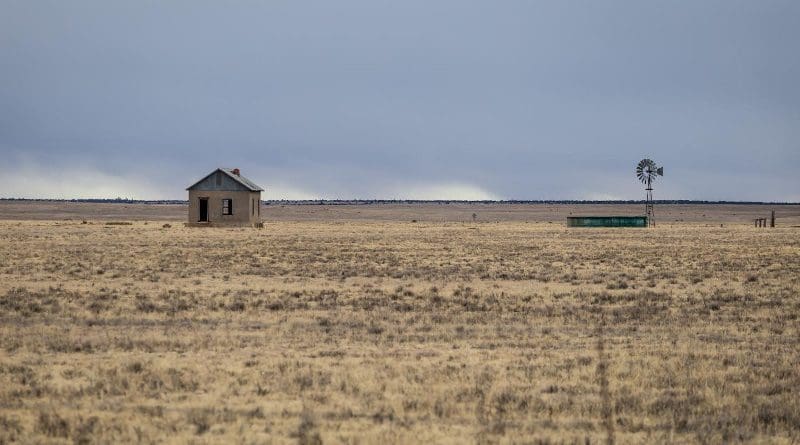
[222,199,232,215]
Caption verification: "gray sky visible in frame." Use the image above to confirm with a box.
[2,1,799,200]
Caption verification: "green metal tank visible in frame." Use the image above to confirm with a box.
[566,216,648,227]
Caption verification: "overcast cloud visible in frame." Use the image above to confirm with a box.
[1,1,798,200]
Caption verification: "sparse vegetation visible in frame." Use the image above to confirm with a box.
[0,204,799,443]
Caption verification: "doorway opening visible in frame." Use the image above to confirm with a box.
[199,198,209,222]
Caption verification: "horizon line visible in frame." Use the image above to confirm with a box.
[1,198,798,205]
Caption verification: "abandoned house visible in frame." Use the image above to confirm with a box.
[186,168,264,227]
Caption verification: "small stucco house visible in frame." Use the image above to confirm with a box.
[186,168,264,227]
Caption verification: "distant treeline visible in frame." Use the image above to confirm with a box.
[263,199,800,205]
[0,198,187,204]
[1,198,798,205]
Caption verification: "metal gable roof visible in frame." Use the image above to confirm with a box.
[186,168,264,192]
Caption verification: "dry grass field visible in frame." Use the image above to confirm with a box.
[1,202,799,444]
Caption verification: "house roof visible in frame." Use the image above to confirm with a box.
[186,168,264,192]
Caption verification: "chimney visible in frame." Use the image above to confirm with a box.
[232,168,240,176]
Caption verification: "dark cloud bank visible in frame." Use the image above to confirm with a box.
[1,1,798,200]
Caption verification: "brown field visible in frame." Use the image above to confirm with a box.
[2,201,800,225]
[1,202,799,444]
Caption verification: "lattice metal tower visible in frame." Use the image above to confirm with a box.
[636,159,663,227]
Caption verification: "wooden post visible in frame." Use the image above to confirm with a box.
[771,210,775,228]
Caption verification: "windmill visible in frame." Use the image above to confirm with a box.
[636,158,663,227]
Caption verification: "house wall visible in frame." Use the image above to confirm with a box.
[188,190,261,226]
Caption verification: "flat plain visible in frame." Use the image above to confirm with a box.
[0,202,799,444]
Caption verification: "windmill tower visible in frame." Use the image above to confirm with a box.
[636,159,663,227]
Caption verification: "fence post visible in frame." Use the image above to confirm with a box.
[771,211,775,228]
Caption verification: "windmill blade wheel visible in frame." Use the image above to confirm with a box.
[636,158,655,183]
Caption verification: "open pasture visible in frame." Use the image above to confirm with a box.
[0,203,799,443]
